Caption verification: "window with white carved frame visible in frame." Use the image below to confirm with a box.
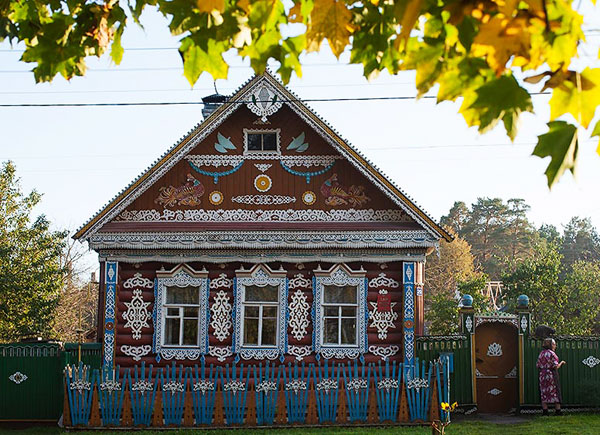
[243,128,281,156]
[154,265,209,361]
[233,264,287,359]
[314,264,368,359]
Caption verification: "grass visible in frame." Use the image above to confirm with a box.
[2,414,600,435]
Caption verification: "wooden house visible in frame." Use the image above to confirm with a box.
[74,73,451,372]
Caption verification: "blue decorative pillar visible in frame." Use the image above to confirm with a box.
[103,261,118,368]
[403,262,415,371]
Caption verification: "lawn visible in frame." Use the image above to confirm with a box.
[2,415,600,435]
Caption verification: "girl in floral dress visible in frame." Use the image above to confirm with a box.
[537,338,566,415]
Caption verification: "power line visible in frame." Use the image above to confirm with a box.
[0,81,415,96]
[0,92,552,107]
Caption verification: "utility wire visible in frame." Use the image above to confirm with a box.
[0,92,551,107]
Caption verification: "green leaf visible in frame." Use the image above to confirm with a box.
[532,121,578,189]
[217,132,236,150]
[286,132,306,150]
[110,24,124,65]
[549,68,600,129]
[180,37,228,86]
[467,75,533,140]
[457,16,477,51]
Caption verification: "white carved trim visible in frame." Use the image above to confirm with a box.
[368,272,400,289]
[9,371,27,384]
[210,273,233,290]
[288,289,310,341]
[90,230,436,251]
[368,345,399,361]
[122,289,151,340]
[116,208,410,223]
[232,195,296,205]
[505,366,517,378]
[288,345,312,361]
[368,290,398,340]
[582,356,600,368]
[246,85,283,122]
[280,155,343,168]
[210,290,232,342]
[123,272,154,289]
[185,155,243,168]
[288,273,311,290]
[121,345,152,361]
[254,163,272,172]
[239,348,279,360]
[486,342,503,357]
[488,388,502,396]
[209,346,233,362]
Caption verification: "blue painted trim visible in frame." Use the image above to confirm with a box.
[188,160,244,184]
[403,262,415,372]
[279,160,335,183]
[104,261,118,368]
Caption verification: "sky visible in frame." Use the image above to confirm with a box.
[1,6,599,265]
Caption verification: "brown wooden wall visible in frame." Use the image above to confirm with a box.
[112,261,406,369]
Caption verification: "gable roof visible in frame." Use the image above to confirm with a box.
[74,72,452,243]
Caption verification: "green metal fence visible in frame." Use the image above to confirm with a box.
[0,343,63,421]
[416,335,473,405]
[523,336,600,406]
[0,342,102,421]
[62,343,102,369]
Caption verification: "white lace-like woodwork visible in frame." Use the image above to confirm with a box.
[288,289,310,341]
[210,290,232,342]
[122,289,151,340]
[121,345,152,361]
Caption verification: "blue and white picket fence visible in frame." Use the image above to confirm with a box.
[63,357,450,427]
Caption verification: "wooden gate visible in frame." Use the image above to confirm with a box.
[474,316,518,413]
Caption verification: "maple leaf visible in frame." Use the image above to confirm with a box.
[306,0,353,58]
[550,68,600,129]
[471,15,532,75]
[532,121,578,188]
[396,0,424,49]
[196,0,225,14]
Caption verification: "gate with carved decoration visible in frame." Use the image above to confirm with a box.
[474,314,519,413]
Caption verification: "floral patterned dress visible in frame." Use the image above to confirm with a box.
[537,349,562,403]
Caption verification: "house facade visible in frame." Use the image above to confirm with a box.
[74,73,451,371]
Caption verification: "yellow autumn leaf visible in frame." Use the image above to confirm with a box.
[196,0,225,14]
[471,15,531,74]
[306,0,353,58]
[289,2,303,23]
[398,0,424,49]
[550,68,600,129]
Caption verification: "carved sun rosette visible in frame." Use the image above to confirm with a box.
[122,289,151,340]
[288,289,310,341]
[210,290,232,342]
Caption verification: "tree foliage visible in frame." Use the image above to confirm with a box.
[1,0,598,187]
[441,197,537,278]
[0,161,67,342]
[425,228,490,335]
[503,241,600,335]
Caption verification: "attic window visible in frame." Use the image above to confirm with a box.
[243,128,281,156]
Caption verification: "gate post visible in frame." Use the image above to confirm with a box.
[459,295,476,406]
[516,295,530,409]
